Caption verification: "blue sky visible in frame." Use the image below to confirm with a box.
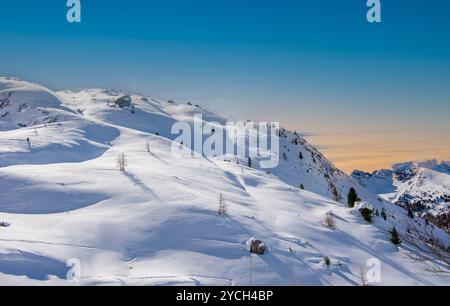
[1,0,450,170]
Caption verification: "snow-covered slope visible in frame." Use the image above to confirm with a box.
[57,88,384,210]
[0,77,77,131]
[0,77,449,285]
[0,78,119,167]
[352,161,450,231]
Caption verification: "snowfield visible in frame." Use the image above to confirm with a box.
[0,77,448,286]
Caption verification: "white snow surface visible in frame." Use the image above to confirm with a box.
[0,77,449,286]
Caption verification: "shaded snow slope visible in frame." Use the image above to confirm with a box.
[0,78,120,167]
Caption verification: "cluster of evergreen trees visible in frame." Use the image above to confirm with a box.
[347,188,402,246]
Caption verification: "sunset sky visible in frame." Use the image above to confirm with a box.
[1,0,449,173]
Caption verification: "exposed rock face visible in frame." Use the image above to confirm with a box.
[115,95,132,108]
[0,91,61,129]
[0,92,11,109]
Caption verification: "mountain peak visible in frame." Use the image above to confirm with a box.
[353,160,450,231]
[392,160,450,174]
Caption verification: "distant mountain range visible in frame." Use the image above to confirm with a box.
[352,160,450,231]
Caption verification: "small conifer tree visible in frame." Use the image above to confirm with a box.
[348,188,358,208]
[381,208,388,221]
[359,208,374,223]
[218,193,228,215]
[390,227,401,245]
[408,208,414,219]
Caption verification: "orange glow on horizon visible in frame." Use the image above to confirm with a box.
[305,130,450,174]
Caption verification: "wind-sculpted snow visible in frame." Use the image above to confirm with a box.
[0,120,120,167]
[0,77,448,285]
[0,78,121,166]
[0,170,108,214]
[57,89,228,140]
[0,252,67,281]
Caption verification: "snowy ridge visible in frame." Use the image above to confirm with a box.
[0,77,449,285]
[0,77,77,131]
[352,160,450,230]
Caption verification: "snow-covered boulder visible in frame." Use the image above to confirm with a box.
[114,95,132,108]
[247,238,267,255]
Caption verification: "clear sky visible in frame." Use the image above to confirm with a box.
[1,0,449,173]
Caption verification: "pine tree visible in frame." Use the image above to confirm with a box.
[381,208,387,221]
[359,208,374,223]
[390,227,401,245]
[218,193,228,215]
[323,211,336,229]
[358,266,368,286]
[407,208,414,219]
[116,153,127,172]
[347,187,358,208]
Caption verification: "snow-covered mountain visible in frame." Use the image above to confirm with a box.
[1,77,449,285]
[352,161,450,231]
[57,87,384,210]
